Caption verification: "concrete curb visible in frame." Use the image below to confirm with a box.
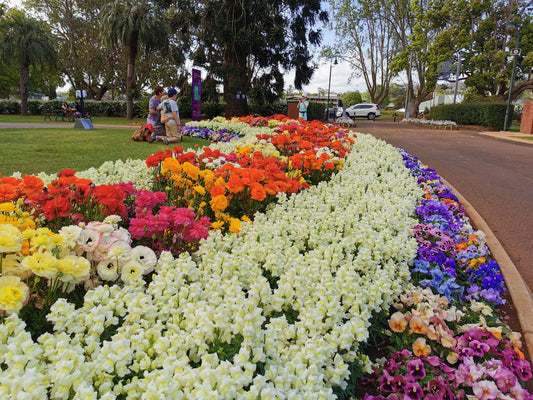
[442,178,533,362]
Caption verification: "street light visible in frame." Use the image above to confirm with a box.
[326,57,338,121]
[504,15,524,131]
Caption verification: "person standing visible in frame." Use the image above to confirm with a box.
[147,86,164,126]
[158,87,182,144]
[298,93,309,120]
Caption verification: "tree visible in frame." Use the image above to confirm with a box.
[0,10,56,115]
[342,91,363,106]
[329,0,397,105]
[189,0,328,116]
[100,0,167,119]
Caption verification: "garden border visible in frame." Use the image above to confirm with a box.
[442,178,533,362]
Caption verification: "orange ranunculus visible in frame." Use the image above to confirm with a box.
[250,184,266,202]
[210,185,226,197]
[412,337,431,357]
[161,157,182,175]
[210,195,228,212]
[0,184,19,202]
[181,162,199,180]
[409,316,429,335]
[226,177,245,194]
[21,175,44,198]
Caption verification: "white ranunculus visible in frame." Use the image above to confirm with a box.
[129,246,157,274]
[96,259,119,281]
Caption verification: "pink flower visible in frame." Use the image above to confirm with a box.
[491,368,516,393]
[182,222,209,242]
[472,380,500,400]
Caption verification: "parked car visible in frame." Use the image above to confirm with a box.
[336,103,381,120]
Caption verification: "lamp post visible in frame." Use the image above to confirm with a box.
[504,15,523,131]
[326,57,338,121]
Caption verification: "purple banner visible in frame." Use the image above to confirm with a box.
[192,68,202,121]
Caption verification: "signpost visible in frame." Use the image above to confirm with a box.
[192,69,202,121]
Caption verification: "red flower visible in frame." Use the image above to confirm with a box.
[42,196,72,220]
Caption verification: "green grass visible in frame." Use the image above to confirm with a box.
[516,136,533,141]
[0,127,208,176]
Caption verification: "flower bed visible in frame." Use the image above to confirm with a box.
[0,115,531,399]
[403,118,458,129]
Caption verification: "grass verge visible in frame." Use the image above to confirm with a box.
[0,127,208,176]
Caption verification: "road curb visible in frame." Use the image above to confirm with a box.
[442,178,533,362]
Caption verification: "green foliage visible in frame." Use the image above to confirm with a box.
[207,330,244,362]
[0,99,20,114]
[248,102,287,117]
[202,102,225,119]
[428,103,512,130]
[308,102,325,122]
[342,92,363,106]
[0,10,57,115]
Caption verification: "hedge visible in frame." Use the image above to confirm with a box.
[307,102,325,122]
[428,103,512,131]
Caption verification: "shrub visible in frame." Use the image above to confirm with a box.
[0,99,20,114]
[177,96,192,119]
[308,102,325,122]
[248,102,287,117]
[428,103,512,131]
[202,102,225,119]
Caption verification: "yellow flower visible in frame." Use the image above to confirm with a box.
[210,195,228,212]
[211,221,224,230]
[193,185,206,195]
[56,255,90,283]
[241,215,251,223]
[161,157,181,175]
[1,254,31,279]
[0,224,23,253]
[229,218,241,234]
[0,275,29,314]
[181,162,199,180]
[0,202,16,213]
[21,252,58,279]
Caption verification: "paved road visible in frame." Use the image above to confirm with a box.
[354,120,533,294]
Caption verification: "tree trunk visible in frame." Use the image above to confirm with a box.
[126,38,138,120]
[19,62,30,116]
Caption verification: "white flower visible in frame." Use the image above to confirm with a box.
[120,262,143,284]
[129,246,157,274]
[96,259,120,281]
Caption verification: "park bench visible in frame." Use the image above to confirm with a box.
[42,107,75,122]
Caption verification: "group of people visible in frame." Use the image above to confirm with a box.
[61,101,83,118]
[146,86,182,145]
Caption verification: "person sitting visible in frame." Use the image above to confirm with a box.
[74,102,83,118]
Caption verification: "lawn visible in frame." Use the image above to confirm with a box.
[0,127,208,176]
[517,136,533,140]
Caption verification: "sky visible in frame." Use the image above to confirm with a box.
[5,0,364,95]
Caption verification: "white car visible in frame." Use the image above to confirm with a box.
[336,103,381,120]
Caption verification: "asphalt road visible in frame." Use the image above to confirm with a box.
[354,120,533,294]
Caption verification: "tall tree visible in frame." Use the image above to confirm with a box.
[0,10,56,115]
[100,0,167,119]
[189,0,327,116]
[329,0,397,105]
[428,0,533,101]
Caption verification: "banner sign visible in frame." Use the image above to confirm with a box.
[192,68,202,121]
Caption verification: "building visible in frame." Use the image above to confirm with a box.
[419,93,464,113]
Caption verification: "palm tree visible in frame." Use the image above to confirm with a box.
[0,11,56,116]
[100,0,167,119]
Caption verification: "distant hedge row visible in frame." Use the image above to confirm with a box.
[428,103,512,131]
[0,99,289,119]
